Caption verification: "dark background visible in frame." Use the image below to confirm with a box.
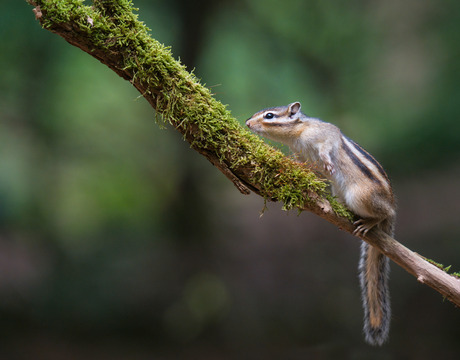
[1,0,459,358]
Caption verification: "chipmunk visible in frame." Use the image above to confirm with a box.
[246,102,396,346]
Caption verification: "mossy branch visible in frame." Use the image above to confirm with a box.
[27,0,460,307]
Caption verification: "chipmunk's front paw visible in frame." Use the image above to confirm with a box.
[324,162,335,175]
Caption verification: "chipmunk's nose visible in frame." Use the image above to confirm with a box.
[245,119,252,128]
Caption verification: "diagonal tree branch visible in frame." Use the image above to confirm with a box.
[27,0,460,306]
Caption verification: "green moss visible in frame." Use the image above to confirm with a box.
[326,195,355,220]
[32,0,354,221]
[424,258,460,278]
[425,258,446,270]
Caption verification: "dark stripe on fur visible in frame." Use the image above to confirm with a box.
[341,138,381,184]
[264,122,296,127]
[345,136,390,183]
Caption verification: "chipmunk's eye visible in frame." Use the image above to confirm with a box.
[264,112,275,119]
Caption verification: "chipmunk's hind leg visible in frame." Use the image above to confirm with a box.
[353,218,381,237]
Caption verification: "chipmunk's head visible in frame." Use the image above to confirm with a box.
[246,102,304,143]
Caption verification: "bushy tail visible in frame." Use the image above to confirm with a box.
[358,241,391,346]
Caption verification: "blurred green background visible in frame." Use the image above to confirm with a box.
[1,0,460,358]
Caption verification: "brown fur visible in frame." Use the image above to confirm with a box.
[247,102,395,346]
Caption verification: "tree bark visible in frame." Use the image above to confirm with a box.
[27,0,460,307]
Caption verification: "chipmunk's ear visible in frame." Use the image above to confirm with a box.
[288,102,301,118]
